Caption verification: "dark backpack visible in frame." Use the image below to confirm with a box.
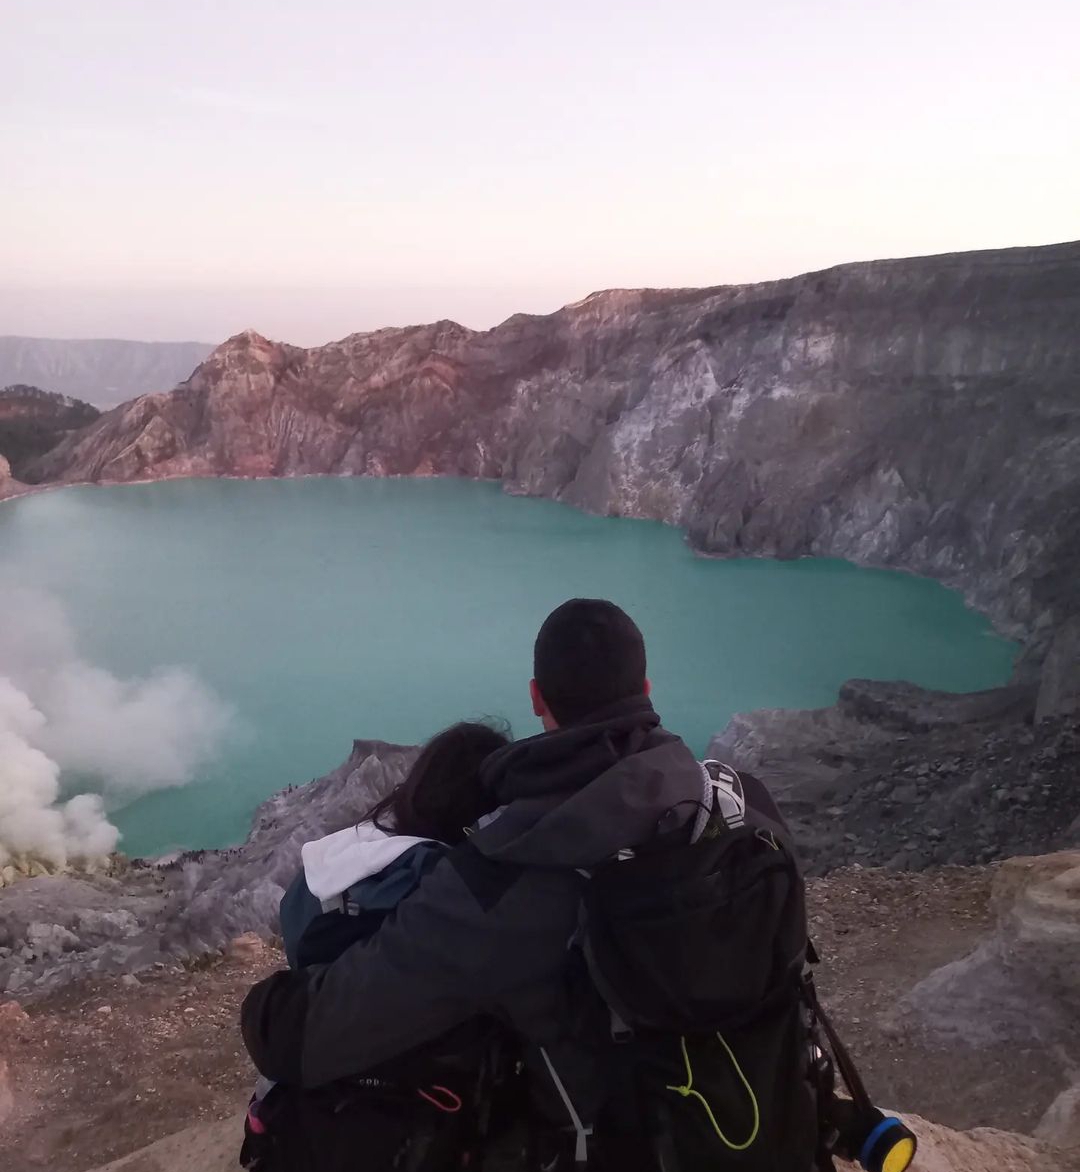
[241,845,517,1172]
[239,1022,511,1172]
[573,763,914,1172]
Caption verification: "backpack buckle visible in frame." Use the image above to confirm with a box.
[609,1007,634,1044]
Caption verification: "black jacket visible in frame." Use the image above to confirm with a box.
[241,697,709,1115]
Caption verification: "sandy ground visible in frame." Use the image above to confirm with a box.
[0,863,1064,1172]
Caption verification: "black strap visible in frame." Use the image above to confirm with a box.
[802,976,873,1115]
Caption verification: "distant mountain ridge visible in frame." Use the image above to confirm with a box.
[0,337,213,408]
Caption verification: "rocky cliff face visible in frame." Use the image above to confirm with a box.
[28,242,1080,654]
[0,385,100,477]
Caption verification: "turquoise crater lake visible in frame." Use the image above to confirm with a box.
[0,478,1016,858]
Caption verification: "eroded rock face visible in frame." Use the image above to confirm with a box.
[27,243,1080,650]
[1037,619,1080,722]
[899,851,1080,1066]
[1039,1084,1080,1150]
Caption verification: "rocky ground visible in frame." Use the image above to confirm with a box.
[0,935,281,1172]
[710,672,1080,875]
[3,862,1078,1172]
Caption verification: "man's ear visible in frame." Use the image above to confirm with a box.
[530,678,546,718]
[644,678,651,697]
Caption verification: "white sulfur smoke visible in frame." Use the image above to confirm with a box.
[0,586,232,867]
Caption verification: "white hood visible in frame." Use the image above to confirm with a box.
[300,822,436,901]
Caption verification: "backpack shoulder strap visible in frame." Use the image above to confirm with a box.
[802,966,873,1115]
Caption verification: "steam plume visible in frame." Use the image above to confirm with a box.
[0,586,231,867]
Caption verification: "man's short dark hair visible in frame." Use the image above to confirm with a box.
[533,598,647,726]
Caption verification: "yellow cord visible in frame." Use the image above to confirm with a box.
[665,1033,760,1151]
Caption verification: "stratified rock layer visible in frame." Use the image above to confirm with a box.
[901,851,1080,1044]
[28,243,1080,653]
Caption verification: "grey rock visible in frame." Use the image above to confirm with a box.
[1037,617,1080,722]
[898,851,1080,1094]
[1036,1081,1080,1148]
[73,908,141,940]
[25,922,78,960]
[711,677,1080,874]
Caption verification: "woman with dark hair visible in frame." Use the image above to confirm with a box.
[243,720,511,1172]
[278,720,509,970]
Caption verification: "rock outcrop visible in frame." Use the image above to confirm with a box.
[1039,1085,1080,1150]
[1037,619,1080,722]
[892,850,1080,1132]
[900,851,1080,1047]
[710,681,1080,873]
[0,384,100,477]
[26,242,1080,655]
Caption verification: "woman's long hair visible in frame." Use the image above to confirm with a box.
[363,720,509,845]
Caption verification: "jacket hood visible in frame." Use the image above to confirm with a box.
[301,822,436,901]
[474,695,704,869]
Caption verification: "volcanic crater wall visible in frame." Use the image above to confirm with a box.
[28,242,1080,655]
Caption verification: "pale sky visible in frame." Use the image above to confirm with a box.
[2,0,1078,346]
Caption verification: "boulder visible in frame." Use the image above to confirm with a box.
[901,851,1080,1042]
[897,850,1080,1137]
[25,922,79,960]
[1039,1083,1080,1150]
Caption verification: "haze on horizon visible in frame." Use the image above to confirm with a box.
[3,0,1078,348]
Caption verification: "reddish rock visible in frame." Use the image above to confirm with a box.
[225,932,265,962]
[0,1000,31,1040]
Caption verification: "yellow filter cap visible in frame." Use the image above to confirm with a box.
[880,1135,917,1172]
